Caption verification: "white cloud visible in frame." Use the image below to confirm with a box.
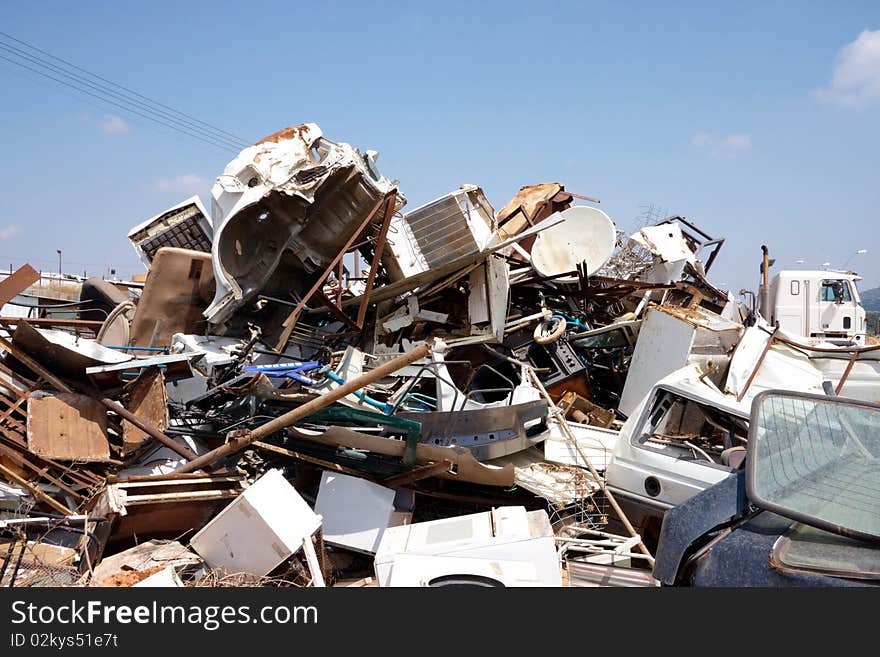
[101,114,131,135]
[0,225,21,240]
[814,29,880,109]
[722,133,752,151]
[152,174,210,194]
[690,132,752,155]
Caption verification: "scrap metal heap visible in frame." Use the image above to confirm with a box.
[4,122,872,588]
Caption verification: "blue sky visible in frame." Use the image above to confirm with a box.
[1,2,878,296]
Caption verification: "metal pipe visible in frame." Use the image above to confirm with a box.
[173,342,432,473]
[526,367,654,565]
[759,245,771,318]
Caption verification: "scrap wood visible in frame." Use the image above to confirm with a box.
[0,264,40,308]
[0,331,198,462]
[0,462,73,515]
[122,367,169,453]
[26,392,112,462]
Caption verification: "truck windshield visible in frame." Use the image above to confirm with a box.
[747,391,880,542]
[821,280,852,302]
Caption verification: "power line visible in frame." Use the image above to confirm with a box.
[0,52,239,152]
[0,31,250,152]
[0,40,247,150]
[0,31,248,146]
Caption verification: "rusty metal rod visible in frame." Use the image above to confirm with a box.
[736,327,778,403]
[835,350,861,396]
[356,191,396,328]
[174,342,432,473]
[0,332,198,462]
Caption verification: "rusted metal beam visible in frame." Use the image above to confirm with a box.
[835,350,861,396]
[173,342,432,474]
[253,441,368,479]
[0,441,85,499]
[736,327,779,403]
[0,462,74,515]
[568,192,601,204]
[356,191,396,329]
[276,192,394,349]
[0,318,103,330]
[106,472,240,484]
[312,289,358,329]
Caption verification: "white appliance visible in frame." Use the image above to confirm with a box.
[189,469,321,577]
[315,471,405,554]
[374,506,561,587]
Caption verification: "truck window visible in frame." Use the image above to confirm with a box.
[821,281,852,302]
[790,280,800,295]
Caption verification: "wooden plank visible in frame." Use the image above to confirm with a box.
[0,462,74,515]
[0,440,87,498]
[26,392,111,462]
[0,264,40,307]
[122,369,169,454]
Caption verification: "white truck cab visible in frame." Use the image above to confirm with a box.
[767,270,867,345]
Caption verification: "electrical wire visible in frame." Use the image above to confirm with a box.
[0,31,249,152]
[0,41,246,150]
[0,31,246,144]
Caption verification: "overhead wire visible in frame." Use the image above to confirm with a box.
[0,31,247,145]
[0,32,249,152]
[0,41,246,150]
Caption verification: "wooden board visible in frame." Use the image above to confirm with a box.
[122,368,169,453]
[26,392,110,461]
[0,263,40,307]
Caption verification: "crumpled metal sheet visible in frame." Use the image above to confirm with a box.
[205,123,406,326]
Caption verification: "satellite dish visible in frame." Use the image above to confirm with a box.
[530,206,616,281]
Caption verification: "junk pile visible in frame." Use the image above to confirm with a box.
[1,123,877,588]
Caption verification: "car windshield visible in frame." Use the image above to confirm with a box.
[747,392,880,542]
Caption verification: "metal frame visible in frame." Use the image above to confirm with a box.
[275,190,398,350]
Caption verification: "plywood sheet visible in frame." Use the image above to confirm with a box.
[26,392,110,461]
[123,368,169,453]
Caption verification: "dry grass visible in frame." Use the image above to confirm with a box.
[187,569,305,588]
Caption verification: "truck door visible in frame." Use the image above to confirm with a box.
[818,279,854,335]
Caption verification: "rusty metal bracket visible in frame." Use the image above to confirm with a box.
[736,327,779,403]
